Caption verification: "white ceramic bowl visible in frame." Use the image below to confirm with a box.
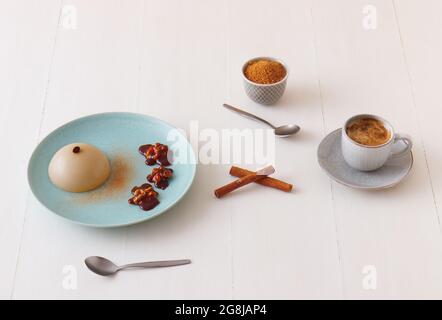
[242,57,288,105]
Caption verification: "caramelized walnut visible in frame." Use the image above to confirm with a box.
[128,183,159,211]
[147,166,173,190]
[138,143,171,166]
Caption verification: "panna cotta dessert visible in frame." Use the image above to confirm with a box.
[48,143,110,192]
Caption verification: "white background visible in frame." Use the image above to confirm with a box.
[1,0,442,299]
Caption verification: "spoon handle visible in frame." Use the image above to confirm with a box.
[120,259,191,270]
[223,103,275,129]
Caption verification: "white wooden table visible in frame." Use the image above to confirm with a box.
[1,0,442,299]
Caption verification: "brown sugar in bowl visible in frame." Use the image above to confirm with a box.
[242,57,289,105]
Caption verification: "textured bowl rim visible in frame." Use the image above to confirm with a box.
[242,56,289,87]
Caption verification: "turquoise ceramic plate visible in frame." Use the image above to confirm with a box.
[28,112,196,227]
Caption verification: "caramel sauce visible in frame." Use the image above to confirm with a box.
[128,183,160,211]
[147,166,173,190]
[139,143,172,166]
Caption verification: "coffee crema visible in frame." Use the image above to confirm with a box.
[346,117,391,146]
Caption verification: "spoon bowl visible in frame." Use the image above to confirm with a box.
[274,124,300,137]
[85,256,119,276]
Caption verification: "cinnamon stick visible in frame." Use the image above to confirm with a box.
[229,166,293,192]
[214,165,275,198]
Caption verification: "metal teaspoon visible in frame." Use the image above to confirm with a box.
[85,256,191,276]
[223,103,300,137]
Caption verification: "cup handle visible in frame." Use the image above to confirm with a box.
[391,133,412,158]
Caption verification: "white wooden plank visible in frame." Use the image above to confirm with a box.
[226,0,342,299]
[393,0,442,238]
[128,0,233,299]
[0,0,61,299]
[14,0,233,299]
[12,0,145,299]
[312,0,442,298]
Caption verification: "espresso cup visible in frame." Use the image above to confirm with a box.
[341,114,412,171]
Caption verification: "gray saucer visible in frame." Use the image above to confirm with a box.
[317,129,413,190]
